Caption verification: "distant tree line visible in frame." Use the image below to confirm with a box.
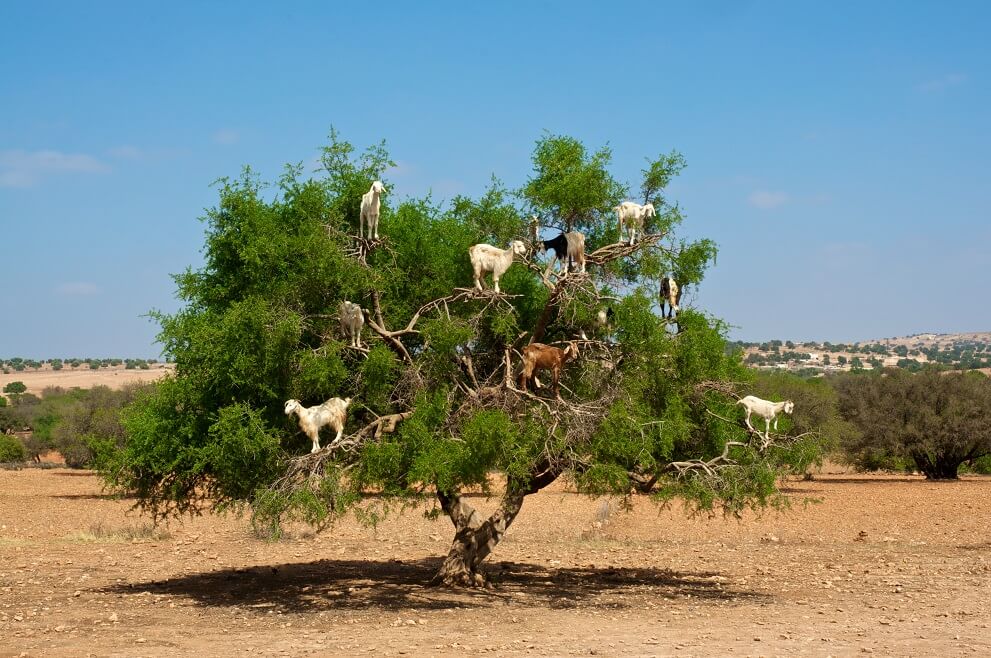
[1,357,167,374]
[728,338,991,372]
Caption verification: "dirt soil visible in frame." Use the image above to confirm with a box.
[1,467,990,657]
[0,365,174,398]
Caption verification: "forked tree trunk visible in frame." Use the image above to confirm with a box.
[912,451,962,480]
[431,461,559,587]
[430,489,527,587]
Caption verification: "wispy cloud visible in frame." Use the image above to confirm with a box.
[387,160,416,178]
[212,129,240,145]
[916,72,968,93]
[55,281,101,296]
[0,149,109,187]
[108,145,144,160]
[107,145,189,162]
[747,190,789,210]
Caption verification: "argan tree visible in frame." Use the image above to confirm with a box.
[101,131,815,586]
[835,369,991,479]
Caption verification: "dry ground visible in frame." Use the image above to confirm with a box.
[1,467,990,657]
[0,365,174,398]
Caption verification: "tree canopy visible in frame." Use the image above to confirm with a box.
[835,369,991,479]
[101,131,815,586]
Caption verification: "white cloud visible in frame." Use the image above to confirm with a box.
[916,72,968,93]
[0,149,109,187]
[387,160,417,178]
[108,145,144,159]
[747,190,789,210]
[55,282,100,296]
[212,129,240,145]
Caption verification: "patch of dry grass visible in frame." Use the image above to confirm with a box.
[65,521,171,543]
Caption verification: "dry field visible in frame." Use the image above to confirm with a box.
[1,467,990,657]
[0,365,174,398]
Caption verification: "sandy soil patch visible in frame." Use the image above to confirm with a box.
[1,468,990,656]
[0,365,173,397]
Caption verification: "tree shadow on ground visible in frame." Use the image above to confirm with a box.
[817,476,986,484]
[100,558,766,614]
[52,493,131,500]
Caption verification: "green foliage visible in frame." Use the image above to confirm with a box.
[3,381,26,395]
[522,134,626,237]
[52,384,150,468]
[0,434,26,463]
[100,130,813,543]
[835,369,991,479]
[966,454,991,475]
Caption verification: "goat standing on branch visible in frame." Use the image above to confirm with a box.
[338,300,365,348]
[539,231,586,276]
[284,397,352,453]
[469,240,527,294]
[660,276,680,319]
[518,342,578,398]
[615,201,656,245]
[737,395,794,440]
[359,180,386,239]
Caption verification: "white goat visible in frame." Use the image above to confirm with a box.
[360,181,386,239]
[339,300,364,348]
[581,307,615,341]
[614,201,656,245]
[469,240,527,294]
[737,395,795,439]
[285,397,352,453]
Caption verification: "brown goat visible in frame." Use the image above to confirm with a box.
[518,342,578,397]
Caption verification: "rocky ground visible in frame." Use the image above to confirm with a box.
[1,467,990,657]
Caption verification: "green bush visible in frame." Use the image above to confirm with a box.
[0,435,26,463]
[3,381,27,395]
[52,384,151,468]
[967,455,991,475]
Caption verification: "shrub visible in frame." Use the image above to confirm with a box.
[966,455,991,475]
[835,369,991,479]
[0,435,26,463]
[52,383,152,468]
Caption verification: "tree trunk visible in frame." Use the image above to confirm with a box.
[912,452,961,480]
[432,461,559,587]
[430,489,527,587]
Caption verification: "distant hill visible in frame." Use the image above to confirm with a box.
[731,331,991,374]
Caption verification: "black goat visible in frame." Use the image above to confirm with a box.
[539,231,586,275]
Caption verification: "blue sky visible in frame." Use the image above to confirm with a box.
[1,1,988,358]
